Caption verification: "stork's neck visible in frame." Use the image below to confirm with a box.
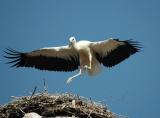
[71,43,77,49]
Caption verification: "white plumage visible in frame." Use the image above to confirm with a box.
[4,36,140,84]
[23,112,42,118]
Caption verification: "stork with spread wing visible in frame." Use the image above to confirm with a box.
[4,37,141,84]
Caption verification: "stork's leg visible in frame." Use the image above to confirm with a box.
[66,68,82,84]
[84,53,92,70]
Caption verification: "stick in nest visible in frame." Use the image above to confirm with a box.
[30,86,37,100]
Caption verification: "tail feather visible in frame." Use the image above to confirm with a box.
[87,62,102,76]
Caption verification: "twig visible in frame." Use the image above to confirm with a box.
[113,112,129,118]
[72,100,76,108]
[87,109,93,118]
[11,96,20,99]
[19,108,25,115]
[76,94,80,100]
[43,78,48,93]
[89,97,93,105]
[30,86,37,100]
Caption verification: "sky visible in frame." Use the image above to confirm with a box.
[0,0,160,117]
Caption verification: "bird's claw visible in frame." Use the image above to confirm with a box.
[84,65,91,70]
[84,65,88,69]
[66,77,73,84]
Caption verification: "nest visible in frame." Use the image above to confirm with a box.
[0,92,115,118]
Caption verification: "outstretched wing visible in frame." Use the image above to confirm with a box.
[4,46,80,71]
[90,38,141,67]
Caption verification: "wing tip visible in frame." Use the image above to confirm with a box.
[125,39,142,53]
[113,38,142,53]
[4,48,23,68]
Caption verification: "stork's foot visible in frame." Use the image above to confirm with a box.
[66,69,82,84]
[84,65,91,70]
[66,77,74,84]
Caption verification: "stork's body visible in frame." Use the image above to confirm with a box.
[73,40,93,69]
[67,40,101,83]
[4,36,140,84]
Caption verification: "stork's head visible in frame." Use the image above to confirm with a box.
[69,36,76,46]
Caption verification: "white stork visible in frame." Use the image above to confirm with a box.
[4,37,140,84]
